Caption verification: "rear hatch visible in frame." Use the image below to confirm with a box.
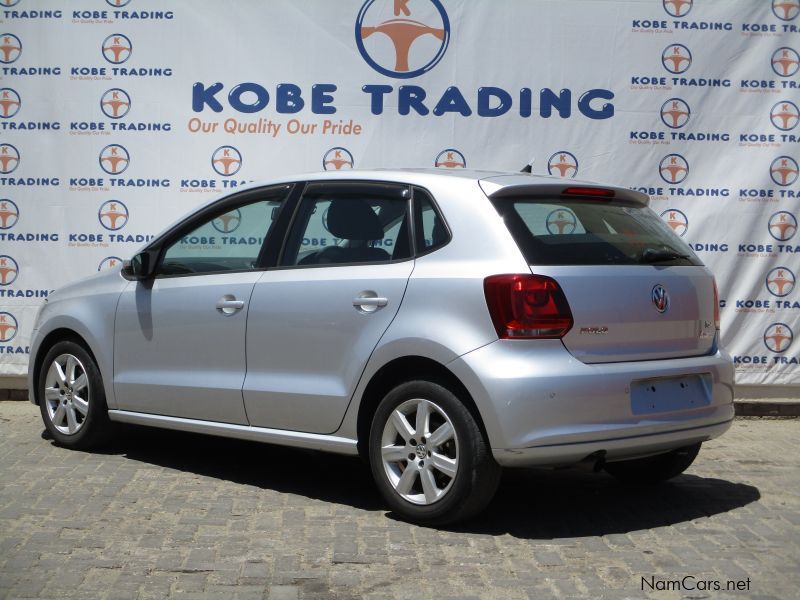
[483,180,717,364]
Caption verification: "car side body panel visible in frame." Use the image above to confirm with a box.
[113,272,264,424]
[243,260,415,434]
[28,267,128,409]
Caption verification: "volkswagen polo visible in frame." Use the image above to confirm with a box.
[28,169,734,525]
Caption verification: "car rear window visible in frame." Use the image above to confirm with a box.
[490,197,703,266]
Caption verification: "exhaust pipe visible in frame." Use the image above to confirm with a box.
[575,450,606,473]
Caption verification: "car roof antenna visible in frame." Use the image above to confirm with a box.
[520,159,534,173]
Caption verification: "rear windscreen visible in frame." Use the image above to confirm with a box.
[490,197,703,266]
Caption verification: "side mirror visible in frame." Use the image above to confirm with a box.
[123,251,156,280]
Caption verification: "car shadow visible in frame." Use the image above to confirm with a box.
[91,424,760,538]
[440,467,761,538]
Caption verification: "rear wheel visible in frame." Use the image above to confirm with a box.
[604,443,701,484]
[38,340,112,450]
[368,380,500,525]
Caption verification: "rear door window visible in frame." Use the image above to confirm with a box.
[490,197,702,266]
[280,182,412,266]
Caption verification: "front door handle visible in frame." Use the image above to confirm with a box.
[353,293,388,313]
[216,295,245,315]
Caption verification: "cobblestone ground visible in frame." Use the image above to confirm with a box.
[0,401,798,599]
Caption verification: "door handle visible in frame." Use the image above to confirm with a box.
[353,297,388,307]
[353,294,388,313]
[216,295,245,315]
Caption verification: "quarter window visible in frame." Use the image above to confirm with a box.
[414,187,450,252]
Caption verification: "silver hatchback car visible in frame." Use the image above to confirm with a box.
[29,169,734,525]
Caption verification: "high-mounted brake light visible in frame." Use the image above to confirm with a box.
[562,187,615,198]
[713,277,721,331]
[484,274,573,339]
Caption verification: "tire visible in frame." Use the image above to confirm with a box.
[368,380,500,526]
[38,340,113,450]
[604,442,701,485]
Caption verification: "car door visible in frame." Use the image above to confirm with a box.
[113,186,291,424]
[243,181,415,434]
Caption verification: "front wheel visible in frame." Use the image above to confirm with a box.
[604,442,701,484]
[38,340,112,450]
[368,380,500,526]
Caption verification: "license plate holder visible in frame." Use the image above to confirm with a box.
[630,373,712,415]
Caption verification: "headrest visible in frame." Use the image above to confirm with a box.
[326,198,384,240]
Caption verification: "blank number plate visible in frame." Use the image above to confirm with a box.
[630,373,712,415]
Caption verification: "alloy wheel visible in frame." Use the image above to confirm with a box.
[43,353,90,435]
[380,398,459,505]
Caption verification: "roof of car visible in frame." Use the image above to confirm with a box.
[211,169,648,205]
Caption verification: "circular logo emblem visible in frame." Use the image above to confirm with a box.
[99,144,129,175]
[212,209,242,233]
[0,33,22,64]
[434,148,466,168]
[546,209,577,235]
[98,256,122,271]
[1,1,22,8]
[770,156,799,186]
[660,208,689,237]
[100,88,131,119]
[768,211,798,241]
[0,88,20,118]
[0,199,19,229]
[106,0,132,7]
[102,33,132,64]
[766,266,796,297]
[663,0,692,17]
[770,100,800,131]
[322,147,354,171]
[772,47,800,77]
[652,284,670,313]
[211,145,242,176]
[764,323,794,353]
[0,255,18,286]
[98,200,129,231]
[0,143,20,174]
[0,311,17,342]
[662,44,692,74]
[773,0,800,21]
[355,0,450,79]
[660,98,690,129]
[547,151,579,178]
[659,153,689,184]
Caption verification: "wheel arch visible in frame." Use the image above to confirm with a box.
[31,328,98,405]
[355,355,490,460]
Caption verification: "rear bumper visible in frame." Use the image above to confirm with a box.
[447,340,735,468]
[491,417,732,467]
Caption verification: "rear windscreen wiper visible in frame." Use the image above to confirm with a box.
[641,248,690,263]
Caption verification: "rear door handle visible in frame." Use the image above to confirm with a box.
[353,297,388,307]
[216,295,245,315]
[353,294,388,313]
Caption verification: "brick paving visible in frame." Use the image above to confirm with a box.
[0,401,798,599]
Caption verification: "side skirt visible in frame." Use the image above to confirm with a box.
[107,410,359,455]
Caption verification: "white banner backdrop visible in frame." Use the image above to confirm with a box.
[0,0,798,384]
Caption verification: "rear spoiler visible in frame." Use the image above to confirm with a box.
[479,176,649,206]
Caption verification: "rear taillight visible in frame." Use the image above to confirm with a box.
[713,278,721,331]
[484,274,573,339]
